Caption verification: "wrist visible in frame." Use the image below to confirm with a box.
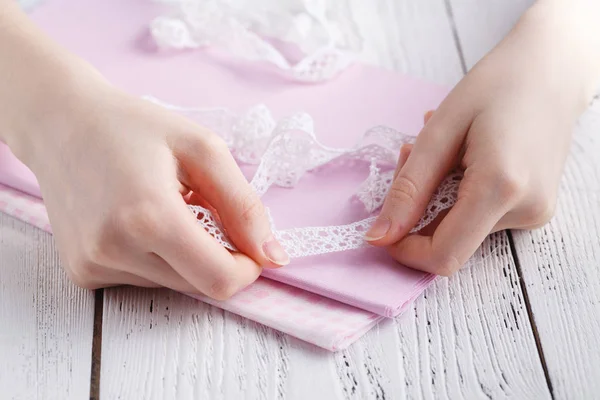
[519,1,600,106]
[0,1,112,169]
[4,57,111,169]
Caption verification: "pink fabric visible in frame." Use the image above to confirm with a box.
[0,146,41,198]
[0,0,449,349]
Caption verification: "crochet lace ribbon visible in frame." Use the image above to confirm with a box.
[147,97,462,259]
[149,0,360,82]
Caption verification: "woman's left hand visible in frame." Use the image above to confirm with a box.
[365,1,600,275]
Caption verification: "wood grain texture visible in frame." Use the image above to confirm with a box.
[99,1,552,398]
[346,0,464,85]
[0,214,95,400]
[512,107,600,399]
[100,288,299,399]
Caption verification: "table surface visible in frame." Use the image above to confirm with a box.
[2,1,600,399]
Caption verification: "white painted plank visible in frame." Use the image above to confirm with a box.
[512,108,600,399]
[100,0,551,398]
[0,214,95,399]
[448,0,534,70]
[100,288,306,400]
[344,0,464,85]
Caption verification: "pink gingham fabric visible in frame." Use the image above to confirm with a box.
[194,279,384,351]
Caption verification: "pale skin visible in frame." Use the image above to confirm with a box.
[1,0,599,299]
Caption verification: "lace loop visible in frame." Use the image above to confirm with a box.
[149,0,358,82]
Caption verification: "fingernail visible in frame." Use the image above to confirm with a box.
[424,110,435,124]
[262,237,290,266]
[364,217,391,241]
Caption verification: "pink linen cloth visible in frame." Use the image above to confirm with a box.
[0,0,448,349]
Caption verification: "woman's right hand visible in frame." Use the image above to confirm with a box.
[8,69,289,300]
[0,1,288,300]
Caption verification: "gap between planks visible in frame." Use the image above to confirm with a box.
[90,288,105,400]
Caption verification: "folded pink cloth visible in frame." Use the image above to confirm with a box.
[0,0,449,350]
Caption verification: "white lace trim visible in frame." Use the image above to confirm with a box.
[149,0,359,82]
[146,96,462,258]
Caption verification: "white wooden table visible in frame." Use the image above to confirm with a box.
[2,1,600,398]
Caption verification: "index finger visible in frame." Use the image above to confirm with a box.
[365,101,474,246]
[151,195,262,300]
[386,182,508,276]
[174,132,289,268]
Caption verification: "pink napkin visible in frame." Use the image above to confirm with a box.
[0,0,448,349]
